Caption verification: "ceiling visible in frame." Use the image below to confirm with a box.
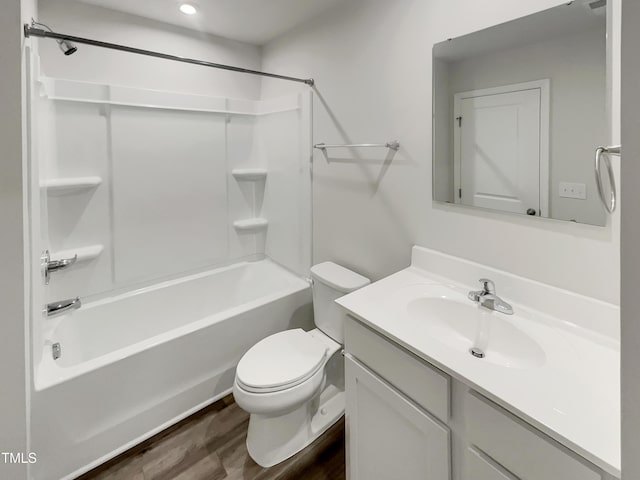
[76,0,344,45]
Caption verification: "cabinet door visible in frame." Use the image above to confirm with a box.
[345,356,450,480]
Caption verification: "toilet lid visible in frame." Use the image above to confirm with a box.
[236,329,328,392]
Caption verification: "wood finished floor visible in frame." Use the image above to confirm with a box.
[77,395,346,480]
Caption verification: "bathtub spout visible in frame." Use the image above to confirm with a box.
[47,297,81,317]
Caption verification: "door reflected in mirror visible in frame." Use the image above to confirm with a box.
[432,0,608,226]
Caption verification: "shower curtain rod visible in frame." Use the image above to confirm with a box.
[23,25,315,87]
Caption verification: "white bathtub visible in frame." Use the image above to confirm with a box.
[30,259,312,480]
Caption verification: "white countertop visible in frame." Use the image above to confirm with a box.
[336,247,620,477]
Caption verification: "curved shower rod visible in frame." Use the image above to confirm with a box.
[23,23,315,87]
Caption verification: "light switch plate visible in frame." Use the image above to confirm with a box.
[559,182,587,200]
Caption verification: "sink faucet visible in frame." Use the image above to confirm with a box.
[468,279,513,315]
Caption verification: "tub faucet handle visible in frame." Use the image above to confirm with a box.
[42,250,78,285]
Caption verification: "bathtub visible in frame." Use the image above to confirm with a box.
[30,259,312,480]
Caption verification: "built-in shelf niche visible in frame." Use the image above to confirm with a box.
[231,168,268,181]
[233,218,268,232]
[50,244,104,265]
[232,168,268,237]
[41,176,102,195]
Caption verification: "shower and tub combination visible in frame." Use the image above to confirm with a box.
[25,22,315,480]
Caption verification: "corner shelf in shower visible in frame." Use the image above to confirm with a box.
[231,169,268,181]
[233,218,269,232]
[40,176,102,196]
[50,244,104,264]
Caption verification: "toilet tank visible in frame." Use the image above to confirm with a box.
[310,262,370,344]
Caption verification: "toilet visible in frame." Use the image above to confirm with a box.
[233,262,370,467]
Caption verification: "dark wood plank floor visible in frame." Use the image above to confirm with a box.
[77,395,346,480]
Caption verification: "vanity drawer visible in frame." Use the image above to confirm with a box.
[344,315,450,422]
[466,391,602,480]
[465,447,518,480]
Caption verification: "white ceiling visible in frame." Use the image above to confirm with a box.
[76,0,343,45]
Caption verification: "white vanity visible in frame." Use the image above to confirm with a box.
[337,246,620,480]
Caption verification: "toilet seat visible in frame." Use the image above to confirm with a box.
[236,329,328,394]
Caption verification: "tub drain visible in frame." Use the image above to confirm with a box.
[469,347,485,359]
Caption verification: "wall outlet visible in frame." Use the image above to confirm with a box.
[559,182,587,200]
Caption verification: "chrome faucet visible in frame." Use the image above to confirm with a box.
[47,297,81,318]
[468,279,513,315]
[42,250,78,285]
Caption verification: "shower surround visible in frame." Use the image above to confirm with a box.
[28,69,313,479]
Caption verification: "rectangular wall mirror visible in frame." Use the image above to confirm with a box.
[432,0,608,226]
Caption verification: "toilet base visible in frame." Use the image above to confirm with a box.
[246,385,345,468]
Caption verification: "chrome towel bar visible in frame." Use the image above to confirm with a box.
[314,141,400,151]
[595,145,621,214]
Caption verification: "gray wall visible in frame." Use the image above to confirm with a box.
[0,0,34,478]
[433,57,452,202]
[260,0,620,304]
[621,0,640,476]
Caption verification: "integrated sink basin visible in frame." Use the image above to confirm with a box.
[336,247,621,476]
[395,284,546,369]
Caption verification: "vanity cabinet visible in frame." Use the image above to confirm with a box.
[465,391,601,480]
[465,447,519,480]
[344,316,614,480]
[345,357,451,480]
[344,313,450,422]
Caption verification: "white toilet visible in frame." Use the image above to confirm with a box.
[233,262,370,467]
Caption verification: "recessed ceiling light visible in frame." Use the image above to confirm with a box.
[179,3,197,15]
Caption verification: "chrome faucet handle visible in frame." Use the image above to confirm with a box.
[469,278,514,315]
[468,291,480,302]
[48,254,78,272]
[478,278,495,295]
[42,250,78,285]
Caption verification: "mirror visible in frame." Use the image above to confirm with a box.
[433,1,608,226]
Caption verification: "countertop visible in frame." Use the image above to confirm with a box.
[337,261,620,477]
